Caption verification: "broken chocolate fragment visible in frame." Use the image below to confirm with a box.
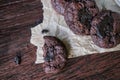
[64,0,99,35]
[14,53,21,65]
[41,29,49,34]
[91,10,120,48]
[42,36,67,73]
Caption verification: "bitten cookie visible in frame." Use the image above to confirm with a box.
[42,36,67,73]
[91,10,120,48]
[64,0,99,35]
[51,0,72,15]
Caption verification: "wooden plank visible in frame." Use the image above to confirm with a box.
[0,0,43,33]
[0,0,23,7]
[0,0,42,21]
[0,0,120,80]
[0,28,31,57]
[0,49,120,80]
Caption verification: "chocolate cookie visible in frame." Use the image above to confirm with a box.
[51,0,71,15]
[64,0,99,35]
[42,36,67,73]
[91,10,120,48]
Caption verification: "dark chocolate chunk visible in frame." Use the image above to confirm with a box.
[78,8,93,31]
[96,13,113,39]
[64,0,99,35]
[44,47,54,62]
[91,10,120,48]
[14,53,21,65]
[41,29,49,34]
[42,36,67,73]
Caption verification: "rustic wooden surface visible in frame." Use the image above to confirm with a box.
[0,0,43,34]
[0,0,120,80]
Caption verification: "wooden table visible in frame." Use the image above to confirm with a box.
[0,0,120,80]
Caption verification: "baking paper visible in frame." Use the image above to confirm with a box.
[30,0,120,64]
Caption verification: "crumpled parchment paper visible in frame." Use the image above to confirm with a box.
[95,0,120,13]
[30,0,120,64]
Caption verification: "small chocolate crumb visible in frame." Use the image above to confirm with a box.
[14,53,21,65]
[41,29,49,34]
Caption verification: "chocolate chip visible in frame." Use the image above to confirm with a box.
[14,53,21,65]
[65,0,72,2]
[96,25,105,39]
[44,56,50,62]
[74,0,81,2]
[96,15,113,39]
[44,53,54,62]
[78,8,92,30]
[41,29,49,34]
[44,47,54,62]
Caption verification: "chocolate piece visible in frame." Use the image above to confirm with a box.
[78,8,93,32]
[14,53,21,65]
[64,0,99,35]
[91,10,120,48]
[51,0,72,15]
[42,36,67,73]
[41,29,49,34]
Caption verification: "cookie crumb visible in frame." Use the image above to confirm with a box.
[41,29,49,34]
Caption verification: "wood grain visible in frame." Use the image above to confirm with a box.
[0,48,120,80]
[0,0,43,34]
[0,0,120,80]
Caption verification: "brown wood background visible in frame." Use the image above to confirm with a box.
[0,0,120,80]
